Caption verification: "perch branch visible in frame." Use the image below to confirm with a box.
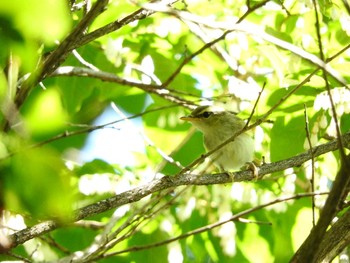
[8,131,350,248]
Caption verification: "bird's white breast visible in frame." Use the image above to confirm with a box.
[203,131,254,171]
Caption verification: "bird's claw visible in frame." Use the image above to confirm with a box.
[225,171,235,182]
[245,161,259,180]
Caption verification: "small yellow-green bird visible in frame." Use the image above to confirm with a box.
[181,105,255,172]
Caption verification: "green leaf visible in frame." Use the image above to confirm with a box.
[162,130,204,175]
[76,159,119,176]
[341,114,350,133]
[237,218,274,263]
[52,227,96,252]
[126,230,169,263]
[0,0,71,44]
[270,115,306,162]
[3,147,74,220]
[114,91,148,115]
[23,88,68,138]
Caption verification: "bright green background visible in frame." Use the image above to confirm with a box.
[1,0,350,262]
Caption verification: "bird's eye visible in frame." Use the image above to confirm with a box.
[202,111,212,118]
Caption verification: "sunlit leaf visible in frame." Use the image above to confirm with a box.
[270,115,306,162]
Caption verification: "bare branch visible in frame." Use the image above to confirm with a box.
[50,66,193,106]
[8,131,350,248]
[291,154,350,263]
[314,208,350,262]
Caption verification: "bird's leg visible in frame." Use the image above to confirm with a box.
[219,165,235,182]
[227,171,235,182]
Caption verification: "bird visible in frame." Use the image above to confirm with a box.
[181,105,255,177]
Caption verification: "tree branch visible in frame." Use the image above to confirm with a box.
[12,0,181,115]
[73,0,179,51]
[291,153,350,262]
[14,0,109,109]
[290,2,350,261]
[50,66,193,106]
[314,208,350,262]
[8,131,350,249]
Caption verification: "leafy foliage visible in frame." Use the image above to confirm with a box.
[1,0,350,262]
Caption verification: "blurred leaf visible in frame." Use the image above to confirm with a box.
[3,147,74,220]
[125,230,169,263]
[284,15,299,35]
[265,26,293,43]
[0,0,71,44]
[0,69,7,101]
[267,86,319,114]
[52,227,96,252]
[0,16,23,43]
[23,88,68,138]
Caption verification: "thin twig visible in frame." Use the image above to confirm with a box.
[103,192,329,258]
[50,66,193,107]
[245,82,265,128]
[72,50,100,71]
[312,0,344,152]
[41,235,71,254]
[155,126,196,173]
[1,104,181,160]
[74,0,179,50]
[160,0,270,88]
[304,104,316,227]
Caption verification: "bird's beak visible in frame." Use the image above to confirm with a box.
[180,116,193,121]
